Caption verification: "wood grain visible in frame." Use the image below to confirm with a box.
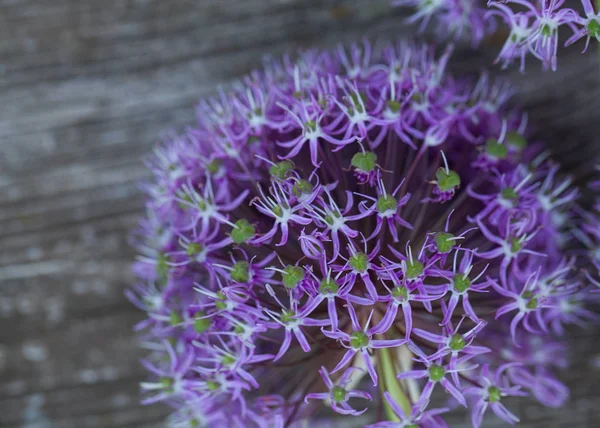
[0,1,599,427]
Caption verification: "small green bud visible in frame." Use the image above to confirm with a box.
[281,309,295,324]
[587,18,600,38]
[349,252,369,273]
[386,100,401,113]
[526,296,538,310]
[282,265,304,289]
[435,168,461,192]
[541,23,552,37]
[351,151,377,173]
[221,355,236,365]
[193,312,211,334]
[453,274,471,293]
[488,386,502,402]
[428,364,445,382]
[485,139,508,159]
[186,242,203,257]
[349,92,365,113]
[349,331,370,349]
[406,259,424,280]
[449,334,466,351]
[230,261,250,283]
[376,194,397,213]
[206,380,220,391]
[159,377,174,390]
[272,205,284,218]
[434,232,455,253]
[510,238,523,253]
[206,159,221,174]
[319,278,339,294]
[332,385,347,403]
[231,219,255,244]
[169,311,183,326]
[292,179,314,197]
[392,286,408,300]
[215,291,227,311]
[305,120,318,132]
[269,160,294,179]
[506,131,527,149]
[156,253,170,280]
[501,187,519,202]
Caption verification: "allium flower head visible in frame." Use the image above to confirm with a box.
[131,41,598,427]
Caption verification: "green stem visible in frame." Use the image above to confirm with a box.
[597,0,600,76]
[377,347,411,420]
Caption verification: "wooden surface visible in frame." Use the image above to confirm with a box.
[0,1,599,427]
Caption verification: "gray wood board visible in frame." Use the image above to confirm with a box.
[0,1,599,427]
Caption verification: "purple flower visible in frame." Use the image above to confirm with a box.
[323,304,407,385]
[464,364,527,427]
[397,344,475,408]
[130,41,597,426]
[305,366,372,415]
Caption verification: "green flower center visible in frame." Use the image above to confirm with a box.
[231,218,255,244]
[376,194,397,213]
[282,265,304,289]
[406,259,424,280]
[349,252,369,273]
[435,167,461,192]
[428,364,445,382]
[449,334,466,351]
[488,386,502,402]
[351,151,377,173]
[434,232,455,253]
[305,120,318,132]
[350,331,370,349]
[319,278,339,294]
[486,139,508,159]
[269,160,294,179]
[453,273,471,293]
[230,261,250,283]
[331,385,347,403]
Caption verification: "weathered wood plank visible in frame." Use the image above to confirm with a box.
[0,0,599,427]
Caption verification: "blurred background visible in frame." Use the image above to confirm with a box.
[1,1,599,427]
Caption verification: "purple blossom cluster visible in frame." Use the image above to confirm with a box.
[393,0,600,71]
[130,41,599,427]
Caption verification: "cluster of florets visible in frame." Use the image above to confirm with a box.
[130,41,598,427]
[393,0,600,71]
